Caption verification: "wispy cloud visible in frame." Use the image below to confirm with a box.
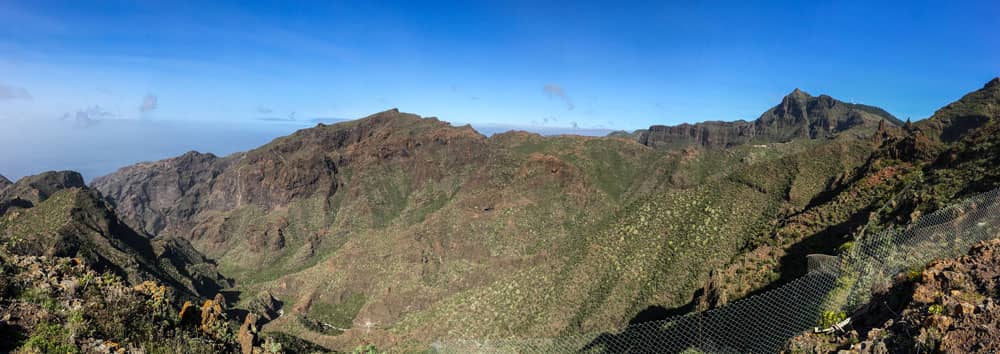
[61,106,116,128]
[256,106,273,114]
[0,83,32,101]
[139,94,158,113]
[543,84,574,111]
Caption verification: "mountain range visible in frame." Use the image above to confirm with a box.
[2,78,999,352]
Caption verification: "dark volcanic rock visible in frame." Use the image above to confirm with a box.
[640,120,756,149]
[91,151,228,236]
[639,89,899,149]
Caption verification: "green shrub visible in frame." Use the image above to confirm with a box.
[354,344,382,354]
[836,241,856,254]
[928,304,944,315]
[23,323,78,353]
[818,311,847,328]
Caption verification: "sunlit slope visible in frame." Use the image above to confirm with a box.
[92,95,897,349]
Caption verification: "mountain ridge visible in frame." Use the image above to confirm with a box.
[639,89,900,149]
[90,89,894,349]
[80,79,1000,351]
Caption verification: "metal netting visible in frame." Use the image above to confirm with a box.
[433,188,1000,353]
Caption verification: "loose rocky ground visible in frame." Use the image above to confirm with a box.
[785,238,1000,353]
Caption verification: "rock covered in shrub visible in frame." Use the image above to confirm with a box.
[0,250,238,353]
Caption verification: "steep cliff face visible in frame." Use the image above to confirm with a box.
[0,174,11,189]
[639,120,755,149]
[639,89,900,149]
[91,152,229,237]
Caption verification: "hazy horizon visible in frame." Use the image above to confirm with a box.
[0,115,615,182]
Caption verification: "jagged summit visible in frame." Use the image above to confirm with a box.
[0,174,10,189]
[640,89,898,149]
[784,88,811,101]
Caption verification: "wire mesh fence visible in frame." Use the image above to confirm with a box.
[433,188,1000,353]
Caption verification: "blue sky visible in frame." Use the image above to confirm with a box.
[1,1,998,131]
[1,0,999,182]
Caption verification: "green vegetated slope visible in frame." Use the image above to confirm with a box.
[692,78,1000,320]
[390,132,875,341]
[86,85,912,351]
[0,172,253,352]
[0,172,229,299]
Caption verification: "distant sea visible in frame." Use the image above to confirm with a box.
[0,118,617,183]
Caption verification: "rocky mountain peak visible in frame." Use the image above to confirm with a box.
[0,170,86,205]
[639,88,897,149]
[784,88,811,101]
[0,174,10,189]
[985,77,1000,89]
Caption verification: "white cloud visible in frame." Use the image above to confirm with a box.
[61,106,116,128]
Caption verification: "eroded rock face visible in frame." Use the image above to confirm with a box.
[92,109,488,251]
[639,90,899,149]
[91,151,229,236]
[640,121,756,149]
